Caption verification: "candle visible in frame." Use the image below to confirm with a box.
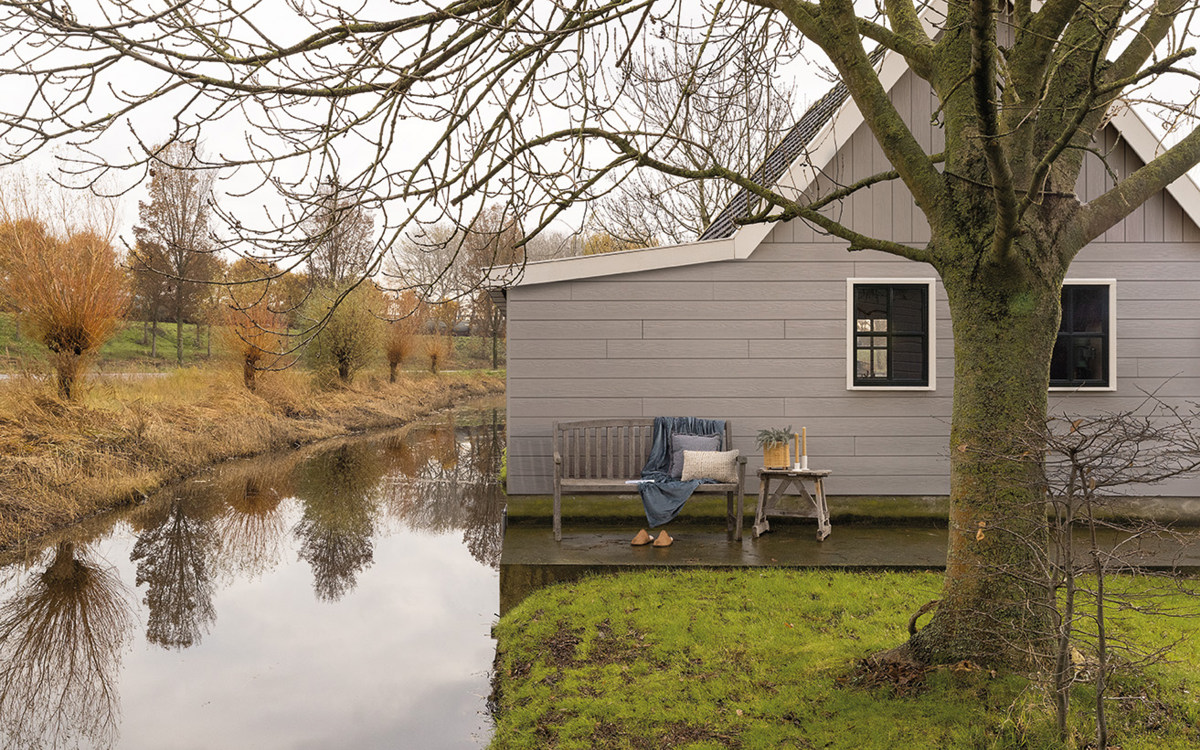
[793,433,799,464]
[802,427,807,456]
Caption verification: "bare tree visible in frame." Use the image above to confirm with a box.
[589,50,798,245]
[303,177,375,287]
[4,0,1200,666]
[0,542,134,750]
[132,141,220,367]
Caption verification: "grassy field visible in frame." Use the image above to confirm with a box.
[0,364,504,549]
[491,570,1200,749]
[0,312,507,372]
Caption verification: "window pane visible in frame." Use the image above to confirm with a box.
[891,336,925,381]
[1069,286,1106,333]
[856,350,872,379]
[872,349,888,378]
[856,318,872,332]
[855,286,888,318]
[1050,335,1070,381]
[1071,337,1105,382]
[891,287,925,333]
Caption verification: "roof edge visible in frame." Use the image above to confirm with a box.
[486,237,737,288]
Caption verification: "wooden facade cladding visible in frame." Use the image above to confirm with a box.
[503,68,1200,498]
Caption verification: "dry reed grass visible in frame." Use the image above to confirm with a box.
[0,366,504,550]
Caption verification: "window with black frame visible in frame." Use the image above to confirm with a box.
[852,283,929,387]
[1050,283,1111,388]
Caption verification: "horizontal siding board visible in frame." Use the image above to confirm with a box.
[1073,243,1200,262]
[509,299,848,321]
[508,377,900,399]
[1136,358,1200,378]
[508,397,644,418]
[507,416,955,440]
[570,280,714,300]
[643,320,786,339]
[1065,261,1200,280]
[509,357,847,379]
[854,435,949,457]
[783,396,953,418]
[638,397,788,418]
[712,280,847,300]
[509,284,571,301]
[605,339,751,359]
[508,320,642,340]
[1117,300,1200,319]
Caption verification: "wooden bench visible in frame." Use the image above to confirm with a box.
[552,418,746,542]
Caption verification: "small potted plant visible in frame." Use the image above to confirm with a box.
[755,426,793,469]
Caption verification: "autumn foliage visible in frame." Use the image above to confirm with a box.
[0,218,128,399]
[384,291,422,383]
[221,259,289,391]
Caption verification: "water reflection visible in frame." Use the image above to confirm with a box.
[293,443,385,602]
[211,469,290,584]
[130,493,219,650]
[0,541,134,749]
[378,412,505,567]
[0,404,505,749]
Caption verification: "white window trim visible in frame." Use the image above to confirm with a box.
[846,278,937,391]
[1050,278,1117,393]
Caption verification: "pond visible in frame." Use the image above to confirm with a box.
[0,400,506,750]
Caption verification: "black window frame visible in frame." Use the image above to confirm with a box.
[851,282,931,388]
[1050,282,1113,389]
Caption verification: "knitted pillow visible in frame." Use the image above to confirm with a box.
[669,433,721,478]
[681,449,740,483]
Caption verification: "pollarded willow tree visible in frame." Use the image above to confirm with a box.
[2,0,1200,667]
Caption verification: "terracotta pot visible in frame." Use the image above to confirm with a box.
[762,443,790,469]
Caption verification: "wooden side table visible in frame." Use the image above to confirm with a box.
[753,468,832,541]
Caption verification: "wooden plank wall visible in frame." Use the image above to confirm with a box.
[505,69,1200,498]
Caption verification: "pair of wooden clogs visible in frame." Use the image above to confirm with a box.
[630,529,673,547]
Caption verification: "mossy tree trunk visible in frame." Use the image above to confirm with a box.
[912,238,1066,665]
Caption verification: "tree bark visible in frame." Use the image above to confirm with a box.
[175,285,184,367]
[910,251,1063,667]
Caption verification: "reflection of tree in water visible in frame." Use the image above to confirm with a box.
[130,493,218,650]
[212,468,291,584]
[378,411,505,567]
[292,442,385,602]
[0,541,134,750]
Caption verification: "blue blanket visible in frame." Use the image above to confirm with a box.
[638,416,726,527]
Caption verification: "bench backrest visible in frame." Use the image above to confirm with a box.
[553,419,732,480]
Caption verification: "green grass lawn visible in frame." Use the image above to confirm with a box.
[491,570,1200,749]
[2,312,506,372]
[1,313,214,370]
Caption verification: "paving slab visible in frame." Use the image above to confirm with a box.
[499,520,1200,614]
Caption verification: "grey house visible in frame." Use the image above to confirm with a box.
[490,50,1200,502]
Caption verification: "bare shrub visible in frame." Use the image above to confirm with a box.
[222,304,285,391]
[301,284,383,384]
[384,290,421,383]
[419,334,451,375]
[221,259,291,391]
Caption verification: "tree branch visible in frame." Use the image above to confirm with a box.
[1071,122,1200,251]
[970,0,1018,259]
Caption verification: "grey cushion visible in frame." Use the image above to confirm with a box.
[669,433,721,479]
[681,449,740,483]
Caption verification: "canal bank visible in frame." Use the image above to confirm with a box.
[0,368,505,551]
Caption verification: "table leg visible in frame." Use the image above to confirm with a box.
[814,478,832,541]
[753,475,771,538]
